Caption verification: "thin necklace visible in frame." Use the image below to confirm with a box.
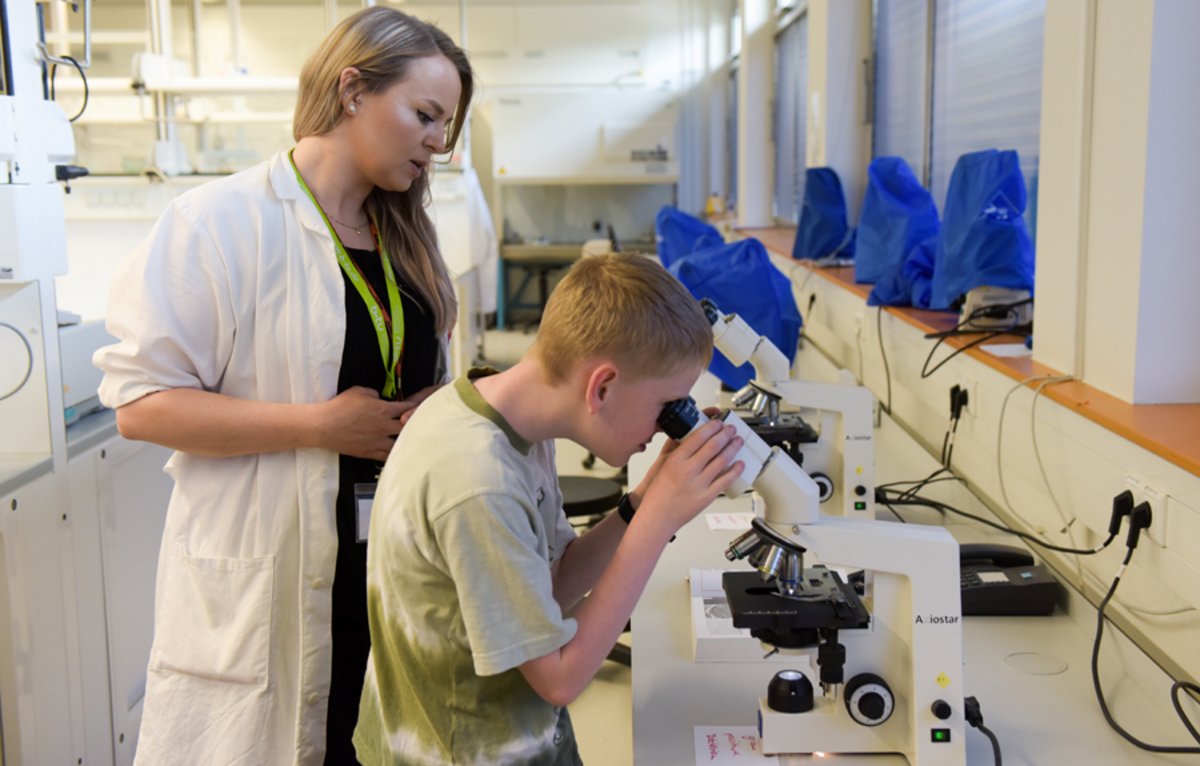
[328,212,370,236]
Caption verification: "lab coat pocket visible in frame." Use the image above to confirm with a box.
[151,543,275,687]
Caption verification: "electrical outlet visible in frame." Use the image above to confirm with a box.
[1142,484,1168,547]
[1123,475,1168,547]
[957,377,979,419]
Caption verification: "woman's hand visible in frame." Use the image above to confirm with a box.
[314,386,414,461]
[398,383,443,426]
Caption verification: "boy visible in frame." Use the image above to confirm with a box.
[353,252,744,765]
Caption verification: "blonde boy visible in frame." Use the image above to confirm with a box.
[354,252,744,765]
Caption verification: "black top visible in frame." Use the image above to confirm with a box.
[325,246,438,763]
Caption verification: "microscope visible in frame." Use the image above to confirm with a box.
[659,398,966,764]
[700,299,876,520]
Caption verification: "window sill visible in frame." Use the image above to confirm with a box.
[740,225,1200,477]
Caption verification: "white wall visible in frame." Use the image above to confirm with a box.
[1036,0,1200,404]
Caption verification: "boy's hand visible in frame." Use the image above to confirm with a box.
[629,406,720,508]
[635,418,743,540]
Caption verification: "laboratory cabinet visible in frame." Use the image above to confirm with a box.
[0,425,171,766]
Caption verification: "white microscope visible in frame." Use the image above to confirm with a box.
[700,298,876,520]
[659,398,966,764]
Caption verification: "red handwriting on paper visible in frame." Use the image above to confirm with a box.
[707,733,719,760]
[726,732,740,755]
[742,735,759,753]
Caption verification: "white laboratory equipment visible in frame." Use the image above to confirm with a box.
[658,398,966,764]
[2,2,171,764]
[701,298,876,520]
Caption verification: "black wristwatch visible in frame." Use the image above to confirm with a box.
[617,493,637,524]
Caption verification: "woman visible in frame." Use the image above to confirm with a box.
[94,8,473,764]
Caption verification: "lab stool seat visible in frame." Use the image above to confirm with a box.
[558,475,632,666]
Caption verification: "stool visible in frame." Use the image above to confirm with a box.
[559,475,623,528]
[558,475,632,666]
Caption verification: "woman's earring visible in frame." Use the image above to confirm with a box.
[347,103,357,115]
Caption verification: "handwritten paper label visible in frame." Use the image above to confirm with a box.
[705,512,756,531]
[693,726,778,764]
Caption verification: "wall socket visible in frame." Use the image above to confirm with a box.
[1124,475,1169,547]
[957,377,979,420]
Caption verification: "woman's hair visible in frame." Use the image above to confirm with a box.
[531,253,713,384]
[293,7,473,335]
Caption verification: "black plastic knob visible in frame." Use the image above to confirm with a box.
[844,672,894,726]
[854,485,867,497]
[859,692,886,720]
[767,670,814,714]
[931,700,952,720]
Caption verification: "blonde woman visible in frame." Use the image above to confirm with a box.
[95,8,473,764]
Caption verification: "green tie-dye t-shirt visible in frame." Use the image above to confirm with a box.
[354,372,582,766]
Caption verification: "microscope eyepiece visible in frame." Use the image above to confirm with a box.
[699,298,721,325]
[657,397,706,440]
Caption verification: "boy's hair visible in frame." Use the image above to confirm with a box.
[531,252,713,384]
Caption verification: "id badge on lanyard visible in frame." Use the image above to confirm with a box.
[354,482,376,543]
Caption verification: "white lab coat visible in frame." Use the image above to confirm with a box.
[96,150,447,765]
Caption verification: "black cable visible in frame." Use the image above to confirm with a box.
[977,724,1002,765]
[965,696,1002,765]
[919,300,1031,379]
[877,490,1116,556]
[50,54,88,122]
[873,306,892,417]
[1091,548,1200,753]
[921,330,1005,379]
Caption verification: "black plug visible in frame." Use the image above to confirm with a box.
[1125,501,1153,549]
[964,695,984,729]
[1108,490,1135,536]
[948,384,968,420]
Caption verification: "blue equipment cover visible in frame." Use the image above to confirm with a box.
[855,157,940,285]
[792,167,856,261]
[867,233,938,309]
[655,206,725,269]
[930,149,1035,310]
[668,238,802,389]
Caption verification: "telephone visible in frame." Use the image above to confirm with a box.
[960,543,1060,616]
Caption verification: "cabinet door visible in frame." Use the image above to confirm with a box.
[0,470,74,766]
[92,438,173,765]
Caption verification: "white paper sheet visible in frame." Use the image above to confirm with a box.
[693,726,778,764]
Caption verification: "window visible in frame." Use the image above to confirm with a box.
[872,0,928,178]
[773,13,808,223]
[728,63,739,211]
[873,0,1045,230]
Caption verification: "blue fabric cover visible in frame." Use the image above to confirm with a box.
[655,206,724,269]
[668,238,802,389]
[930,149,1035,310]
[855,157,941,285]
[867,234,938,309]
[792,167,856,261]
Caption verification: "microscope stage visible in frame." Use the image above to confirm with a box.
[722,567,870,649]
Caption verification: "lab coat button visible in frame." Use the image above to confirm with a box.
[312,577,327,589]
[307,692,320,706]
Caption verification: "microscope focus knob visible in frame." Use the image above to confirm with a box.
[844,673,894,726]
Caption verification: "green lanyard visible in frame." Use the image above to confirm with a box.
[289,150,405,400]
